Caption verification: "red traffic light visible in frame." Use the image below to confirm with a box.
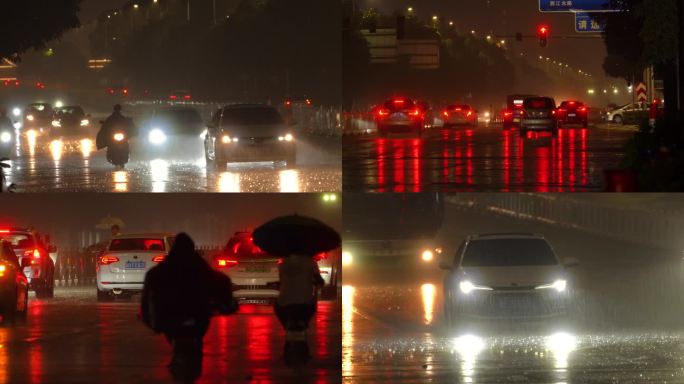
[538,25,549,35]
[538,25,549,47]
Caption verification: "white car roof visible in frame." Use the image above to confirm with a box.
[468,233,545,241]
[113,233,175,239]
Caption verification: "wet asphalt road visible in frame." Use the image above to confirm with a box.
[3,129,340,192]
[342,123,633,192]
[342,206,684,383]
[0,287,341,384]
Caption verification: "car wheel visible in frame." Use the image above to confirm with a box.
[97,289,113,302]
[613,115,623,125]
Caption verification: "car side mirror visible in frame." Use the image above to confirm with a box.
[563,257,579,268]
[21,258,32,268]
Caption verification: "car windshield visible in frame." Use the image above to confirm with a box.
[0,233,35,249]
[524,98,555,109]
[109,238,166,252]
[157,108,203,126]
[220,107,284,126]
[461,238,558,267]
[56,106,85,118]
[383,99,415,111]
[27,104,53,116]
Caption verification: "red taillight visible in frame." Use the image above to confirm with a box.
[99,256,119,265]
[443,111,449,117]
[551,110,556,115]
[377,108,390,117]
[169,95,178,100]
[313,253,327,262]
[152,255,165,263]
[24,249,40,259]
[183,95,191,100]
[454,108,462,112]
[277,258,283,265]
[503,111,513,117]
[409,109,421,117]
[393,99,406,104]
[215,257,238,269]
[0,229,10,233]
[123,89,129,95]
[579,107,587,112]
[467,111,473,117]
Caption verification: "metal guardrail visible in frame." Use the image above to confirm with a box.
[446,194,684,252]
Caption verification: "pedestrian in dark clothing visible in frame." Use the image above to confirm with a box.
[141,233,237,383]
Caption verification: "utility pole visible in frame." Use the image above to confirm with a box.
[187,0,191,23]
[213,0,217,25]
[678,0,683,113]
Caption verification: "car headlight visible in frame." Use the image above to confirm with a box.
[278,133,294,142]
[113,132,125,142]
[13,122,22,129]
[221,135,238,143]
[421,249,434,262]
[80,119,90,126]
[12,107,21,117]
[0,131,12,143]
[148,128,167,145]
[342,251,353,266]
[459,280,492,294]
[51,120,61,127]
[26,115,34,121]
[535,279,567,292]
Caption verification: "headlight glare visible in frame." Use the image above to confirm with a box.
[459,280,492,294]
[80,119,90,126]
[536,279,567,292]
[0,132,12,143]
[51,120,61,127]
[149,128,167,145]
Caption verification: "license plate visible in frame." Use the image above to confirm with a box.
[568,113,576,117]
[239,299,270,304]
[125,261,146,269]
[244,266,269,273]
[513,118,520,122]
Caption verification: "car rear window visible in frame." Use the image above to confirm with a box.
[224,237,272,259]
[560,102,583,109]
[0,233,35,249]
[220,107,284,126]
[383,99,415,111]
[524,98,555,109]
[461,238,558,267]
[447,105,471,111]
[109,238,166,252]
[27,104,53,117]
[56,107,85,118]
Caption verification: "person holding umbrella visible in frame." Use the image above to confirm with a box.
[253,214,341,367]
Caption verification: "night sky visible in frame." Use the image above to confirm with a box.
[359,0,610,81]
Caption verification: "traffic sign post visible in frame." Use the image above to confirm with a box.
[575,12,606,33]
[636,82,648,103]
[540,0,622,13]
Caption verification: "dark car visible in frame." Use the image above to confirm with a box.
[204,104,296,167]
[0,239,29,325]
[0,228,55,298]
[142,107,205,153]
[556,101,588,127]
[503,94,537,129]
[23,103,54,128]
[442,104,478,127]
[374,98,426,138]
[51,106,92,136]
[520,97,558,136]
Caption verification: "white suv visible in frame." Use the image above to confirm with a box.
[96,233,175,301]
[440,233,578,329]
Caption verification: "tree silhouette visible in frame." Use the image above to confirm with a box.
[0,1,82,60]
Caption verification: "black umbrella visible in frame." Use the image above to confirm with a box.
[253,215,340,257]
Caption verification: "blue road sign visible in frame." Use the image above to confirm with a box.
[540,0,622,13]
[575,12,606,32]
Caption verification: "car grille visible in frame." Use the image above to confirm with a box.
[458,291,565,318]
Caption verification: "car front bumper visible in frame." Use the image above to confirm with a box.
[217,141,295,162]
[454,290,568,320]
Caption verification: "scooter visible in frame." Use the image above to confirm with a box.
[283,312,311,368]
[107,131,130,169]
